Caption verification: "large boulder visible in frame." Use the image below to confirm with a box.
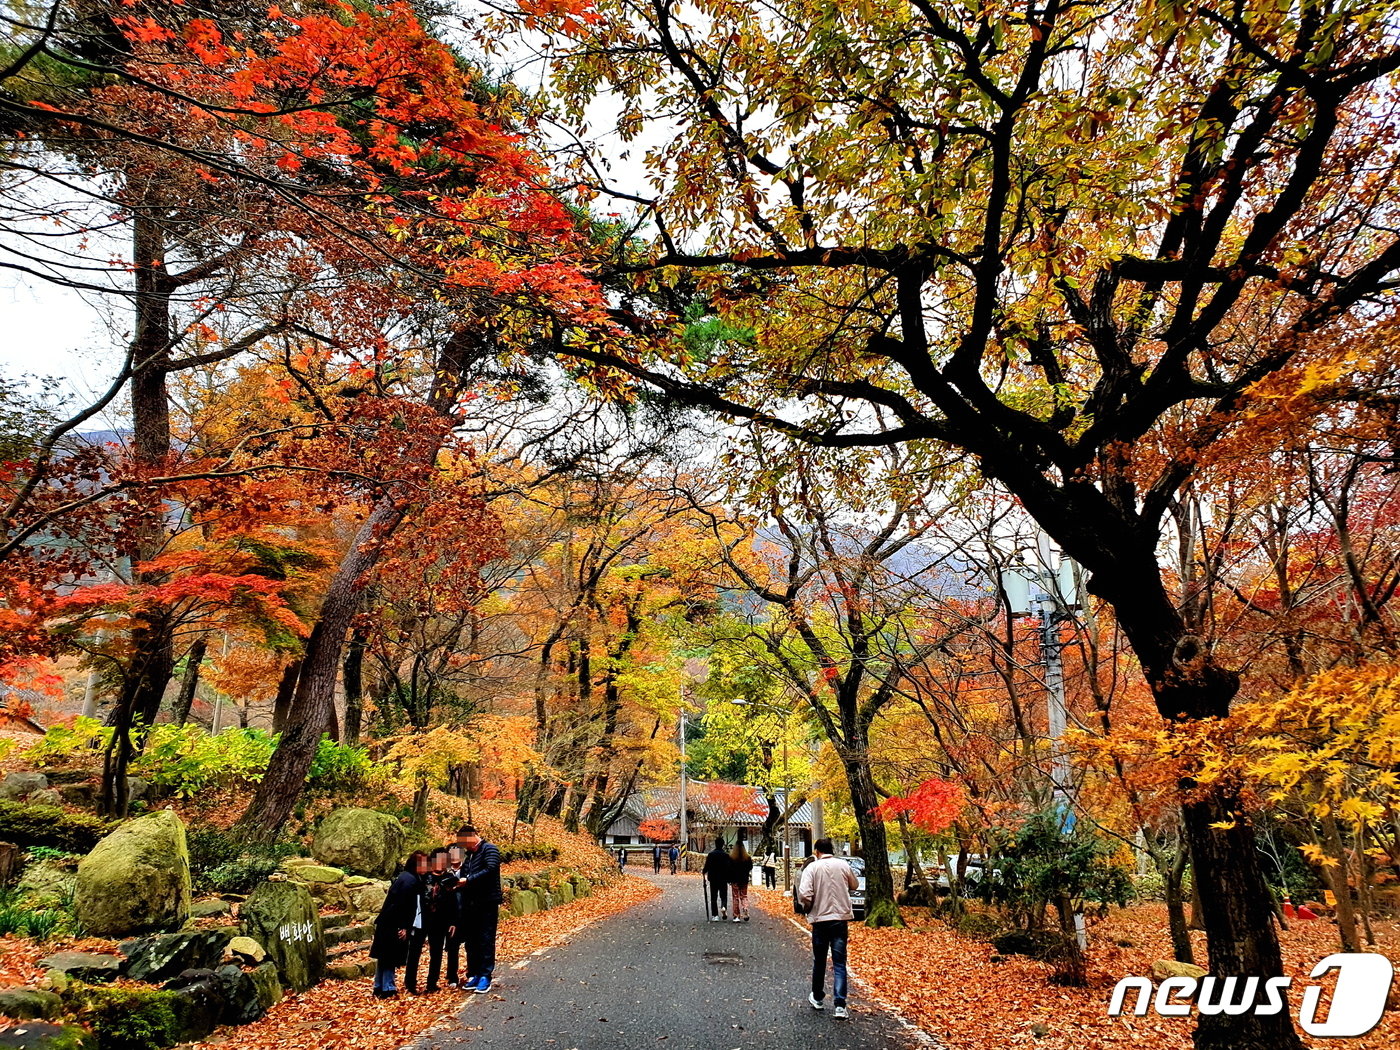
[240,880,324,992]
[120,930,230,983]
[249,962,282,1012]
[345,878,388,920]
[310,808,404,878]
[0,988,64,1019]
[210,964,266,1026]
[17,858,76,907]
[38,952,123,984]
[0,773,47,801]
[75,810,191,937]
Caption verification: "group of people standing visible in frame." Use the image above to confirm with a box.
[368,824,502,998]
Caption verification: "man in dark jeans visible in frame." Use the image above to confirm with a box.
[702,837,731,920]
[456,824,503,994]
[796,838,858,1020]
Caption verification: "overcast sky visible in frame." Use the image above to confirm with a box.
[0,5,668,432]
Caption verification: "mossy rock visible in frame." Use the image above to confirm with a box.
[17,857,77,908]
[249,963,282,1013]
[0,987,64,1020]
[240,881,324,992]
[507,889,539,917]
[0,801,115,853]
[0,1021,95,1050]
[72,985,187,1050]
[310,809,403,878]
[75,811,191,938]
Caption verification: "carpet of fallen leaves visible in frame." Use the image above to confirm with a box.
[754,889,1400,1049]
[0,935,124,988]
[194,875,660,1050]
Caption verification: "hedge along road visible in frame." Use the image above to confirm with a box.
[419,871,928,1050]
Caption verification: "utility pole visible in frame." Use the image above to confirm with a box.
[678,705,689,870]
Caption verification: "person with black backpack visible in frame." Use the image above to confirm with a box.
[702,837,732,921]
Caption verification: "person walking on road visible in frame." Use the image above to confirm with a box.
[729,842,754,921]
[617,846,627,871]
[370,851,428,998]
[653,842,663,874]
[703,837,732,921]
[760,848,778,890]
[456,824,503,994]
[668,843,680,875]
[796,837,858,1020]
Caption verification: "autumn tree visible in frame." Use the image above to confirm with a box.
[516,1,1400,1043]
[679,444,973,924]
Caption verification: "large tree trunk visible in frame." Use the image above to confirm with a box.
[1086,552,1305,1050]
[341,621,368,745]
[172,636,208,725]
[237,497,406,838]
[102,210,178,816]
[844,749,902,927]
[271,658,301,733]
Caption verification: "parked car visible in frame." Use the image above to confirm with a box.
[927,853,990,890]
[792,854,867,920]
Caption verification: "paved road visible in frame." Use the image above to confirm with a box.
[419,872,924,1050]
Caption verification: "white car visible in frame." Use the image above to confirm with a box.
[792,855,867,919]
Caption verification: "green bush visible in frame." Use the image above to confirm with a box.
[130,725,277,797]
[307,736,378,793]
[77,986,183,1050]
[23,716,112,768]
[0,800,114,852]
[973,810,1134,924]
[188,826,299,895]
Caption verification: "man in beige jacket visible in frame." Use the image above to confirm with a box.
[796,837,859,1020]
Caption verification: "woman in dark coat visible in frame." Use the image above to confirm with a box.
[406,848,459,993]
[370,851,427,998]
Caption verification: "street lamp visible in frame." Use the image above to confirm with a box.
[731,698,794,890]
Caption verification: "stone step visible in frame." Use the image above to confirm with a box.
[320,913,353,931]
[325,924,373,948]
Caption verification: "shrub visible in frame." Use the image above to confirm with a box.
[188,826,300,895]
[992,928,1071,961]
[307,737,378,793]
[130,725,276,797]
[953,911,1003,941]
[77,986,183,1050]
[23,716,112,768]
[0,800,114,852]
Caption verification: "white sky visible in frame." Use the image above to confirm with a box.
[0,4,663,426]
